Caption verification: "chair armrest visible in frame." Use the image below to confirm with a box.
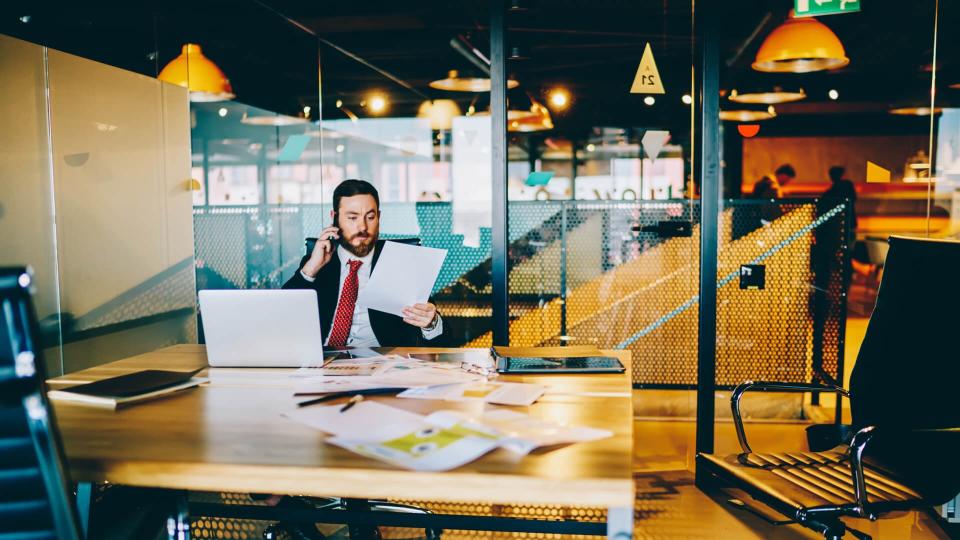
[847,425,876,517]
[847,424,960,517]
[731,381,850,453]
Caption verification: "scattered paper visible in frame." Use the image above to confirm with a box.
[399,381,545,406]
[284,401,612,471]
[294,357,485,395]
[361,242,447,317]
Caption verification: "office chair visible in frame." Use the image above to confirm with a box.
[0,267,82,539]
[0,267,191,540]
[697,236,960,539]
[304,237,421,256]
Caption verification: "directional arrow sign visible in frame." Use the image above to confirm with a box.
[795,0,860,17]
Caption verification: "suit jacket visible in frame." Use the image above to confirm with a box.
[282,239,447,347]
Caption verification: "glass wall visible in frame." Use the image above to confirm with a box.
[711,1,947,456]
[0,21,196,375]
[499,2,698,471]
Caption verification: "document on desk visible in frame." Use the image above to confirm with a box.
[284,401,613,471]
[360,242,447,317]
[293,359,484,395]
[398,381,545,406]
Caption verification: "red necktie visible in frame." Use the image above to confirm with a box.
[327,260,363,347]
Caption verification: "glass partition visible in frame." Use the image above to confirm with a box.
[711,2,942,457]
[501,2,698,472]
[0,6,198,374]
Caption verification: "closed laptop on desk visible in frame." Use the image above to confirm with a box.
[199,289,324,367]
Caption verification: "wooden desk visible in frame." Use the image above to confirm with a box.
[50,345,634,538]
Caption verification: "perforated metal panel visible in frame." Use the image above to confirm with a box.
[493,199,848,388]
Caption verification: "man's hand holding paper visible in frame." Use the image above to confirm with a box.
[362,242,447,323]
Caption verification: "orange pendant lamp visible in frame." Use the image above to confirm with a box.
[752,16,849,73]
[158,44,235,102]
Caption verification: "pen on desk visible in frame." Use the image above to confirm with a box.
[339,394,363,413]
[295,387,406,408]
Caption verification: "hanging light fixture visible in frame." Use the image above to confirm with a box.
[729,86,806,104]
[240,110,309,126]
[509,100,553,132]
[888,87,949,116]
[752,16,849,73]
[719,105,777,122]
[417,99,462,130]
[158,44,235,102]
[429,69,519,92]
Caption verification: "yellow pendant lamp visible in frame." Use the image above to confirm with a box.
[752,16,849,73]
[417,99,463,130]
[158,44,235,102]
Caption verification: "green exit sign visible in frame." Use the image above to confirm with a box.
[795,0,860,17]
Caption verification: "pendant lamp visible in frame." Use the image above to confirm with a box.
[158,44,235,102]
[752,16,849,73]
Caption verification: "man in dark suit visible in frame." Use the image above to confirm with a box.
[283,179,446,347]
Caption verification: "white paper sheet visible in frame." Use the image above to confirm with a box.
[398,381,545,406]
[284,401,613,471]
[361,242,447,317]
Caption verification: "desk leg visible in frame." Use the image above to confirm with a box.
[607,505,633,540]
[76,482,92,538]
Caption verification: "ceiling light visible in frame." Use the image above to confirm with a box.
[336,144,345,153]
[719,105,777,122]
[240,111,309,126]
[752,16,849,73]
[548,88,570,109]
[417,99,462,130]
[158,44,235,102]
[217,107,228,117]
[586,143,596,152]
[828,89,839,100]
[335,99,343,108]
[644,96,655,106]
[682,94,692,105]
[368,94,387,114]
[729,87,806,104]
[508,46,530,61]
[429,70,519,92]
[302,106,311,118]
[889,106,942,116]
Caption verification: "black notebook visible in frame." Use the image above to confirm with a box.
[495,355,625,374]
[48,368,204,409]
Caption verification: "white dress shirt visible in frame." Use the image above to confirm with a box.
[300,245,443,347]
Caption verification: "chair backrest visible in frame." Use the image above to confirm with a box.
[0,268,81,540]
[849,236,960,431]
[304,237,421,255]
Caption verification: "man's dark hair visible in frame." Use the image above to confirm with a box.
[333,179,380,212]
[775,164,796,178]
[828,166,845,183]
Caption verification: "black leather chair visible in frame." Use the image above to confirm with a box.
[697,236,960,539]
[0,267,82,540]
[304,237,421,256]
[0,267,191,540]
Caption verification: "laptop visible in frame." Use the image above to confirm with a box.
[199,289,324,367]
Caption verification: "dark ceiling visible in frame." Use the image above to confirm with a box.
[1,0,957,142]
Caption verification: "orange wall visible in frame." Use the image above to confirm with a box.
[741,134,929,193]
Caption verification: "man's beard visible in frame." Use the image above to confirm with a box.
[339,231,377,257]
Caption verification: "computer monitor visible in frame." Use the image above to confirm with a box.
[198,289,324,367]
